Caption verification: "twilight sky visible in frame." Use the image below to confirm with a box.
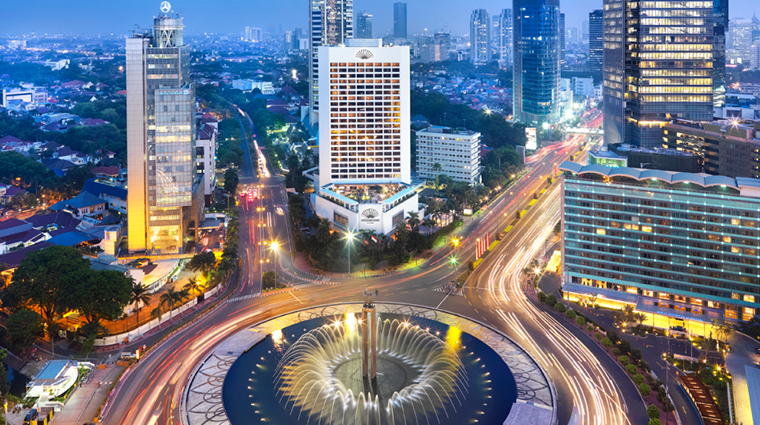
[2,0,756,37]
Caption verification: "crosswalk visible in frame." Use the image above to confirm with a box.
[432,287,464,296]
[227,293,260,303]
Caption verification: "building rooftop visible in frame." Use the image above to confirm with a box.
[418,125,479,136]
[34,360,74,381]
[50,191,106,211]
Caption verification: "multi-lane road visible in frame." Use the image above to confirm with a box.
[103,111,653,425]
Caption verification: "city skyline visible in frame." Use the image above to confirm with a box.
[4,0,757,37]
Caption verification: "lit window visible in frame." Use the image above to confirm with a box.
[723,236,731,243]
[596,228,606,235]
[731,218,740,225]
[642,226,652,233]
[744,295,755,303]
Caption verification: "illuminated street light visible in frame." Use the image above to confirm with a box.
[345,230,356,275]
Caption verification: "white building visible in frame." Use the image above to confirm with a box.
[306,39,420,235]
[196,123,217,203]
[232,79,274,95]
[26,360,80,399]
[416,126,481,185]
[751,45,760,70]
[571,77,594,97]
[2,88,47,106]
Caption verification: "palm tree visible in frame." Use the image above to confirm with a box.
[129,283,153,328]
[183,278,203,298]
[150,306,163,329]
[406,211,420,232]
[422,217,436,234]
[159,287,188,323]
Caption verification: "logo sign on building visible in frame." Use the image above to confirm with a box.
[525,127,537,151]
[360,208,381,224]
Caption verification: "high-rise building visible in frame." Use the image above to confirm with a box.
[603,0,718,148]
[582,19,589,42]
[309,0,353,125]
[730,19,754,64]
[513,0,561,126]
[306,39,419,234]
[588,10,603,76]
[127,5,201,254]
[752,45,760,70]
[470,9,491,66]
[393,2,407,39]
[245,26,262,42]
[497,9,513,69]
[559,13,565,66]
[434,32,451,55]
[356,12,373,39]
[712,0,728,108]
[416,126,482,185]
[560,160,760,322]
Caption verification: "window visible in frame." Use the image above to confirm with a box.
[596,228,606,235]
[642,226,653,233]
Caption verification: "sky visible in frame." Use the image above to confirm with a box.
[2,0,757,37]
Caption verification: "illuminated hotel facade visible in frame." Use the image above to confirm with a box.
[127,5,202,253]
[306,39,419,235]
[602,0,723,148]
[560,161,760,323]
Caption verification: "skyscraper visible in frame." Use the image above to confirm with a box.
[497,9,513,69]
[559,13,565,66]
[307,39,419,234]
[470,9,491,66]
[712,0,728,108]
[603,0,718,148]
[393,2,407,39]
[588,10,603,76]
[127,3,200,254]
[356,12,373,39]
[309,0,353,125]
[582,19,589,42]
[513,0,561,126]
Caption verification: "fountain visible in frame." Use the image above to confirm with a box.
[220,299,523,425]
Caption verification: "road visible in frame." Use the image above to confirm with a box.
[102,110,653,425]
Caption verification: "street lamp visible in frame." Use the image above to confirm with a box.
[269,240,280,289]
[345,230,356,276]
[448,255,459,290]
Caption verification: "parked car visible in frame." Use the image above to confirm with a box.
[669,325,687,333]
[23,409,38,424]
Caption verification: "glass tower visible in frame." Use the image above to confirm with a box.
[393,3,407,39]
[513,0,561,126]
[497,9,513,69]
[127,7,197,254]
[588,10,603,76]
[470,9,491,66]
[603,0,719,148]
[356,12,373,39]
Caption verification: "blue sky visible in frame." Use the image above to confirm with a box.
[2,0,756,36]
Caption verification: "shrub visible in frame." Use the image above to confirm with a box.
[647,404,661,419]
[639,383,651,396]
[631,348,642,361]
[656,387,667,404]
[612,348,621,356]
[554,302,566,313]
[567,310,577,320]
[537,292,547,303]
[619,356,630,366]
[576,316,586,326]
[649,420,662,425]
[639,360,650,372]
[586,324,594,332]
[607,330,620,344]
[546,294,557,306]
[626,364,638,375]
[633,374,645,386]
[594,332,603,340]
[619,340,632,354]
[602,337,613,348]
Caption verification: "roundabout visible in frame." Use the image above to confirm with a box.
[183,302,557,425]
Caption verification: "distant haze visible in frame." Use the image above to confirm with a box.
[2,0,754,37]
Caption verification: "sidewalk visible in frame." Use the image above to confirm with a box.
[725,332,759,425]
[50,365,124,425]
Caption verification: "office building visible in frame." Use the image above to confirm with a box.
[416,126,481,185]
[559,13,565,66]
[434,32,451,56]
[752,45,760,70]
[712,0,728,108]
[2,88,46,106]
[497,9,513,69]
[730,19,754,64]
[196,123,217,204]
[356,12,373,39]
[588,10,603,75]
[587,149,627,168]
[572,77,594,97]
[127,5,202,254]
[305,39,419,234]
[470,9,491,66]
[232,79,275,94]
[244,26,262,42]
[582,19,589,41]
[560,160,760,323]
[602,0,718,148]
[608,143,702,172]
[513,0,561,126]
[662,119,760,178]
[393,3,407,39]
[308,0,353,126]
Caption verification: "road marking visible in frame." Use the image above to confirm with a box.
[289,291,303,304]
[682,406,687,414]
[436,293,450,309]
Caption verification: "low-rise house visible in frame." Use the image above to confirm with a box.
[81,178,127,213]
[50,191,106,218]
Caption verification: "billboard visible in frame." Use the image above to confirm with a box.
[525,127,537,150]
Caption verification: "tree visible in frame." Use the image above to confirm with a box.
[67,270,134,332]
[150,306,163,328]
[648,420,662,425]
[639,383,651,396]
[5,246,92,335]
[646,404,661,420]
[129,282,152,327]
[619,356,630,366]
[223,168,239,196]
[554,302,566,313]
[602,338,613,349]
[262,271,277,290]
[567,310,577,320]
[432,163,442,193]
[711,319,733,346]
[159,287,189,322]
[576,316,586,326]
[183,277,203,298]
[188,251,217,278]
[634,312,647,327]
[6,309,44,352]
[537,292,547,303]
[406,211,421,232]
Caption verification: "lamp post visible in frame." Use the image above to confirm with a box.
[448,255,458,292]
[270,240,280,288]
[345,230,356,276]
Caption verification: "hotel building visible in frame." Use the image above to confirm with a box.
[560,161,760,322]
[305,39,419,234]
[416,126,481,185]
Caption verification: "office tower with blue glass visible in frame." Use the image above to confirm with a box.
[470,9,491,66]
[588,10,603,76]
[497,9,513,69]
[560,161,760,322]
[393,2,407,39]
[513,0,561,126]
